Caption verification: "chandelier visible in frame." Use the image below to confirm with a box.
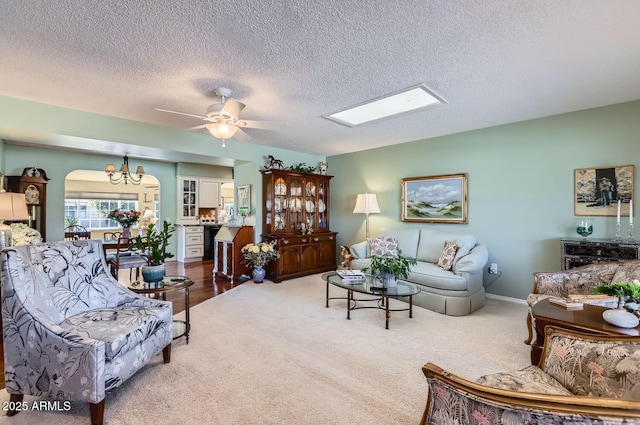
[105,155,145,185]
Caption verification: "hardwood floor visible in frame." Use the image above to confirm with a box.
[0,260,240,391]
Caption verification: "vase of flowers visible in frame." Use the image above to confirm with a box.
[10,223,42,246]
[107,209,140,238]
[240,241,280,283]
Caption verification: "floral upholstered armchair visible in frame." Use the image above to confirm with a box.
[1,240,173,425]
[420,326,640,424]
[523,261,640,344]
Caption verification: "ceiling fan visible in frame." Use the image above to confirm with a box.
[155,88,282,147]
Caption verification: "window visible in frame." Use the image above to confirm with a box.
[65,199,139,230]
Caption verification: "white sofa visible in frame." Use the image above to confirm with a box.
[350,228,489,316]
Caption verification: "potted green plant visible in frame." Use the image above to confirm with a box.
[362,249,417,288]
[134,220,175,282]
[594,282,640,309]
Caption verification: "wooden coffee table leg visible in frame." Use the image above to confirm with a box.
[347,289,352,320]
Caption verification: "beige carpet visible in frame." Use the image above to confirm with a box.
[0,274,530,424]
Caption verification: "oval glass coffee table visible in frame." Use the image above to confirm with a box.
[128,275,194,343]
[323,272,420,329]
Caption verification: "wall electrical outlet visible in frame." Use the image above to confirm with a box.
[489,263,498,274]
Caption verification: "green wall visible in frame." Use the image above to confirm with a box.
[0,95,325,248]
[2,146,177,243]
[2,94,639,301]
[328,100,640,300]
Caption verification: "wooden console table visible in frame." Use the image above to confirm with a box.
[530,298,640,365]
[560,238,640,270]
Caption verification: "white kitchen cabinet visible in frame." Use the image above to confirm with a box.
[199,178,220,208]
[177,176,199,223]
[177,225,204,262]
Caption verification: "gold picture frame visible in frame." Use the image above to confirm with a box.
[574,165,634,217]
[401,173,468,224]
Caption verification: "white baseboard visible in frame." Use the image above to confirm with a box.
[486,293,527,305]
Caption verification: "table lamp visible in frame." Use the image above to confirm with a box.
[0,192,30,250]
[353,193,381,239]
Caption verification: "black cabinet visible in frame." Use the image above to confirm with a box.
[561,238,640,270]
[203,225,222,260]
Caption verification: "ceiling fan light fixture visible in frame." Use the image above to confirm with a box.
[206,122,239,140]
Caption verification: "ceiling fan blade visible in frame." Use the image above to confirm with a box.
[232,127,252,142]
[221,98,246,120]
[238,120,287,130]
[155,108,207,120]
[187,124,207,131]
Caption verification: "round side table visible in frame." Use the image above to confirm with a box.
[128,275,194,343]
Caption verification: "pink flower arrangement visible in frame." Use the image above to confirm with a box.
[107,209,141,227]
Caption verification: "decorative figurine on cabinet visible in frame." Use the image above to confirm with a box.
[319,161,328,175]
[265,155,285,169]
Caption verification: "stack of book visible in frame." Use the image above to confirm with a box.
[567,294,618,303]
[548,297,584,309]
[336,269,366,283]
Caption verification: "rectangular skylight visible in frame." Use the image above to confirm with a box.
[323,84,446,127]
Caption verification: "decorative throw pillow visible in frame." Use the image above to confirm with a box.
[368,236,398,256]
[611,261,640,284]
[437,241,458,271]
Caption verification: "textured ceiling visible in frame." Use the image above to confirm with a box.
[1,1,640,157]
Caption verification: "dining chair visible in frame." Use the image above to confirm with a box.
[104,231,122,239]
[64,224,91,240]
[107,237,146,281]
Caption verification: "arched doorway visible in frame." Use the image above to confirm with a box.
[64,170,160,238]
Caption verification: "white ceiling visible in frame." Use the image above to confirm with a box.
[1,1,640,157]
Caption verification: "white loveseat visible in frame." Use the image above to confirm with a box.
[350,228,489,316]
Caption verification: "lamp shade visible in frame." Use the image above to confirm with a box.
[206,122,239,140]
[353,193,381,214]
[143,208,155,219]
[0,193,30,220]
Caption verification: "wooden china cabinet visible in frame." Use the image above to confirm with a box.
[261,169,337,282]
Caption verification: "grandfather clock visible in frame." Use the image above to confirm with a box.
[7,167,50,241]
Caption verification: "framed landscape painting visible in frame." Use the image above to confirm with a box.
[574,165,634,217]
[401,173,467,224]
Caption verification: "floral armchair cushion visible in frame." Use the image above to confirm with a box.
[611,261,640,284]
[532,262,621,300]
[476,365,572,395]
[541,329,640,399]
[421,328,640,425]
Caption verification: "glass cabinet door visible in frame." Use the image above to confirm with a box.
[317,181,328,230]
[181,178,198,220]
[304,180,316,231]
[289,177,303,232]
[273,177,287,231]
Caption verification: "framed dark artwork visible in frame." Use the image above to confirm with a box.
[574,165,634,216]
[401,173,468,224]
